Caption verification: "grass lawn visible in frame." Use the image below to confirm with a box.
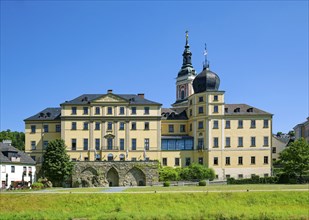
[1,190,308,219]
[124,184,309,192]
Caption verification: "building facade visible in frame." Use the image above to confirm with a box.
[0,140,36,189]
[294,117,309,143]
[25,33,272,180]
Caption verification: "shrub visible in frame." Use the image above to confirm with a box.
[199,180,206,186]
[163,181,170,187]
[227,176,279,184]
[31,182,44,189]
[159,167,180,181]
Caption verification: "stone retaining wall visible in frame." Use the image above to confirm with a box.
[72,161,159,187]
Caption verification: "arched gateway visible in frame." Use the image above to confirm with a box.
[106,167,119,187]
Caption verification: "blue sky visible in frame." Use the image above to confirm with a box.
[1,1,308,133]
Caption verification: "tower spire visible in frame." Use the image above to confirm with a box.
[182,30,192,67]
[203,43,209,70]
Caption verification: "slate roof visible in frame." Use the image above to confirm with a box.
[0,143,36,165]
[61,94,161,106]
[161,108,188,120]
[224,104,272,115]
[24,107,61,121]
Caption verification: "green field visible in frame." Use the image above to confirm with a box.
[1,187,308,220]
[124,184,309,192]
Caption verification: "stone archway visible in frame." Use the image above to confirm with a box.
[125,167,146,186]
[106,167,119,187]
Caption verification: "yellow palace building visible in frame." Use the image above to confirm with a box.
[24,33,272,180]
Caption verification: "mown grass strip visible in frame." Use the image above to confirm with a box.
[0,191,308,219]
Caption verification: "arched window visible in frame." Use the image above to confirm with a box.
[181,90,185,99]
[108,153,114,161]
[119,154,125,161]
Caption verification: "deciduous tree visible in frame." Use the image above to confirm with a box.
[279,138,309,181]
[42,139,73,186]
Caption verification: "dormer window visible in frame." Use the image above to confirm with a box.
[234,108,240,113]
[224,108,228,113]
[247,108,253,112]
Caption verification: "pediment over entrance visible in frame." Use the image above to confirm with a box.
[104,133,115,139]
[92,94,127,103]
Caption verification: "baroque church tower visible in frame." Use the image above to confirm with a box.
[172,31,196,109]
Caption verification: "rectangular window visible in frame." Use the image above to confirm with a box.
[263,119,269,128]
[251,120,256,128]
[144,122,149,130]
[225,157,231,165]
[199,96,203,102]
[225,120,230,129]
[264,136,269,146]
[107,138,113,150]
[198,106,204,114]
[43,141,48,150]
[83,107,88,115]
[31,141,36,150]
[131,122,137,130]
[185,157,191,166]
[214,157,218,165]
[95,139,100,150]
[72,139,77,151]
[131,107,136,115]
[198,138,204,150]
[180,124,186,132]
[264,156,269,164]
[198,157,203,165]
[175,158,180,166]
[213,120,219,129]
[189,109,192,116]
[272,147,276,153]
[95,107,100,115]
[83,122,89,130]
[251,156,256,164]
[84,157,89,161]
[72,122,77,130]
[131,157,137,161]
[162,158,167,166]
[83,139,88,150]
[43,125,49,133]
[71,107,77,115]
[251,137,256,147]
[198,121,203,129]
[56,124,61,132]
[132,139,136,150]
[238,157,243,165]
[119,122,125,130]
[213,137,219,148]
[225,137,230,147]
[238,137,243,147]
[119,107,125,115]
[226,175,231,179]
[107,107,112,115]
[214,105,219,113]
[95,122,100,130]
[11,166,15,173]
[169,125,174,133]
[144,138,150,150]
[144,107,150,115]
[238,120,243,128]
[31,125,36,133]
[190,100,192,105]
[238,174,243,179]
[120,139,124,151]
[107,122,112,130]
[214,95,218,101]
[190,123,192,131]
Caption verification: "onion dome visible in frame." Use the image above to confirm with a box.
[193,65,220,93]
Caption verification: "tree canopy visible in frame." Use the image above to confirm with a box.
[279,138,309,181]
[0,129,25,151]
[42,139,73,186]
[159,163,215,181]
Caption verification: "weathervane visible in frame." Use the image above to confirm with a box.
[185,30,189,45]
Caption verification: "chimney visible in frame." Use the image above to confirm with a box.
[138,93,145,99]
[107,89,113,94]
